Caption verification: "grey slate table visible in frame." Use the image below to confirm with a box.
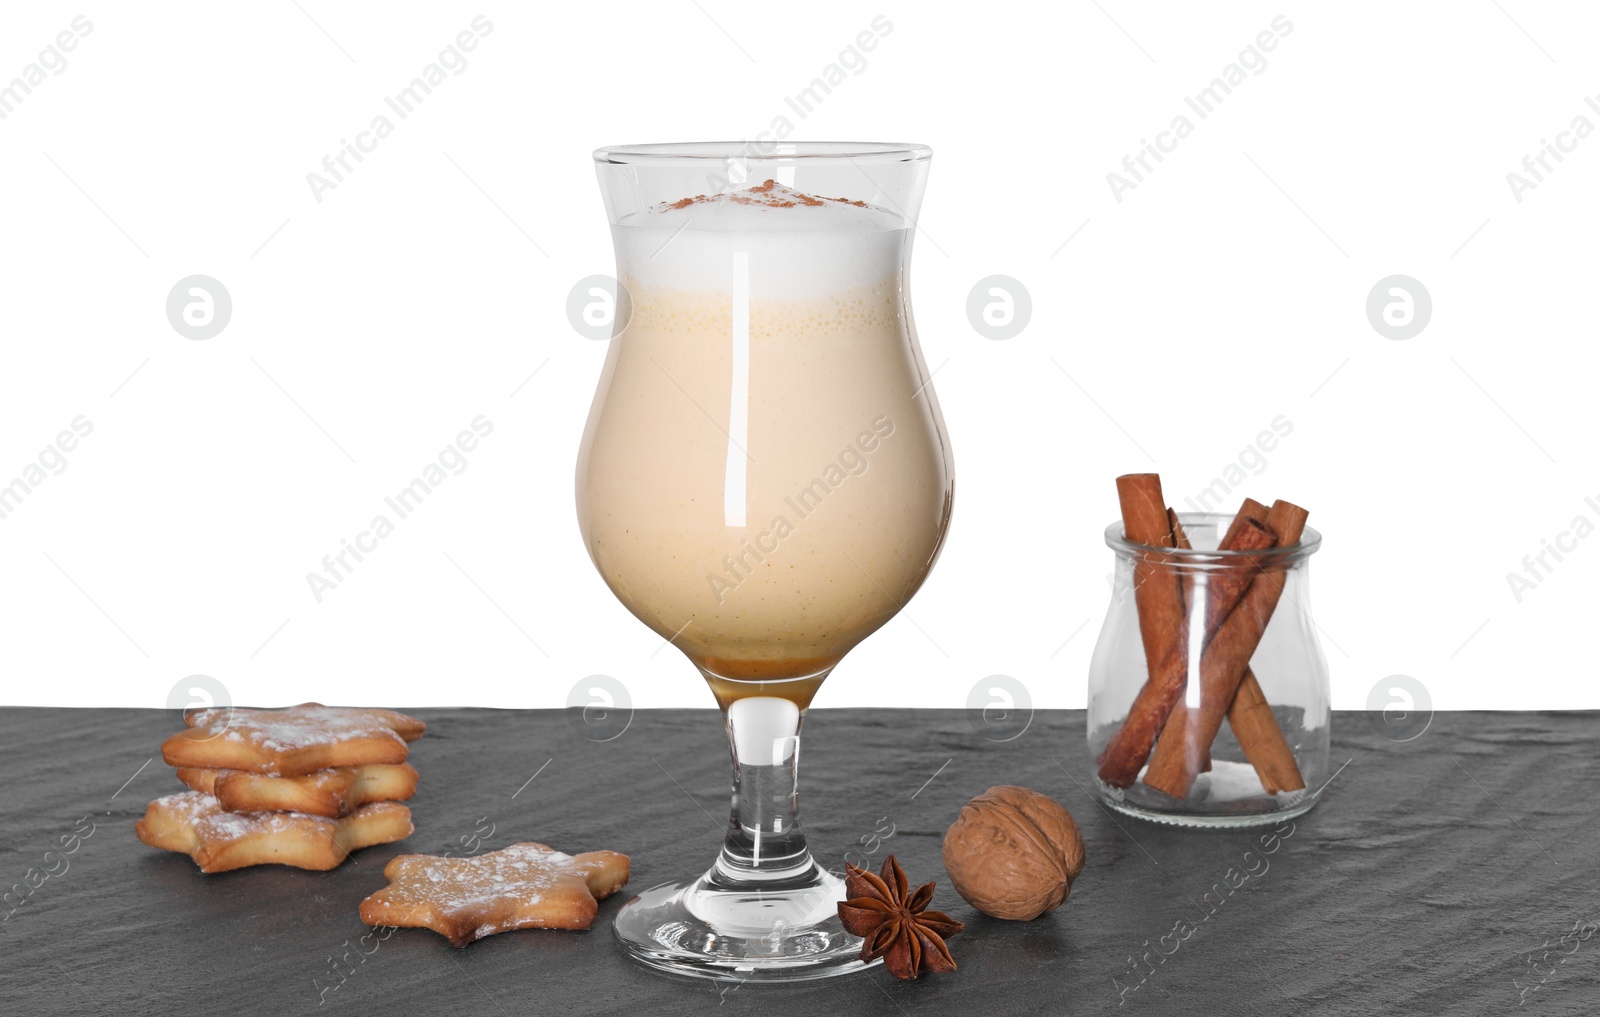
[1,708,1596,1015]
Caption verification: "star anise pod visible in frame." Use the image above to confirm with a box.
[837,854,964,980]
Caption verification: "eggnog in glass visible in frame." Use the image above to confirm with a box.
[578,142,952,980]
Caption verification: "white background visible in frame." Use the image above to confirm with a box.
[1,2,1594,712]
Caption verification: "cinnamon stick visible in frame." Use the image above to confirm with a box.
[1201,505,1277,639]
[1164,506,1211,775]
[1141,499,1310,798]
[1096,480,1275,788]
[1173,500,1294,781]
[1219,500,1306,794]
[1168,508,1193,611]
[1227,666,1306,793]
[1096,475,1185,788]
[1122,476,1184,670]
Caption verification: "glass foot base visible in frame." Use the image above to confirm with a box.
[613,867,874,983]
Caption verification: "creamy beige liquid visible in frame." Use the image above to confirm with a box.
[577,185,952,706]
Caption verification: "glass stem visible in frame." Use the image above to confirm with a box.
[711,696,817,888]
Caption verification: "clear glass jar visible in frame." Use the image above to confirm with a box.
[1087,512,1329,827]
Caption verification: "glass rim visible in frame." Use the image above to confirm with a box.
[1103,511,1322,563]
[593,141,933,166]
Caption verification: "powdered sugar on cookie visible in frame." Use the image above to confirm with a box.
[164,704,424,776]
[136,792,413,873]
[359,841,630,947]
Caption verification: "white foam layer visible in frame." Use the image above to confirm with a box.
[615,180,909,299]
[627,180,907,234]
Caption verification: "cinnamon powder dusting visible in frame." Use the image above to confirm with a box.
[661,180,869,212]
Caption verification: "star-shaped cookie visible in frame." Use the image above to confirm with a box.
[136,791,413,873]
[162,703,425,776]
[359,842,630,947]
[174,762,419,818]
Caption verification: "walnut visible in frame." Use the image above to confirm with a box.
[941,785,1086,921]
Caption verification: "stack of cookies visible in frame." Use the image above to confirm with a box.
[136,704,424,873]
